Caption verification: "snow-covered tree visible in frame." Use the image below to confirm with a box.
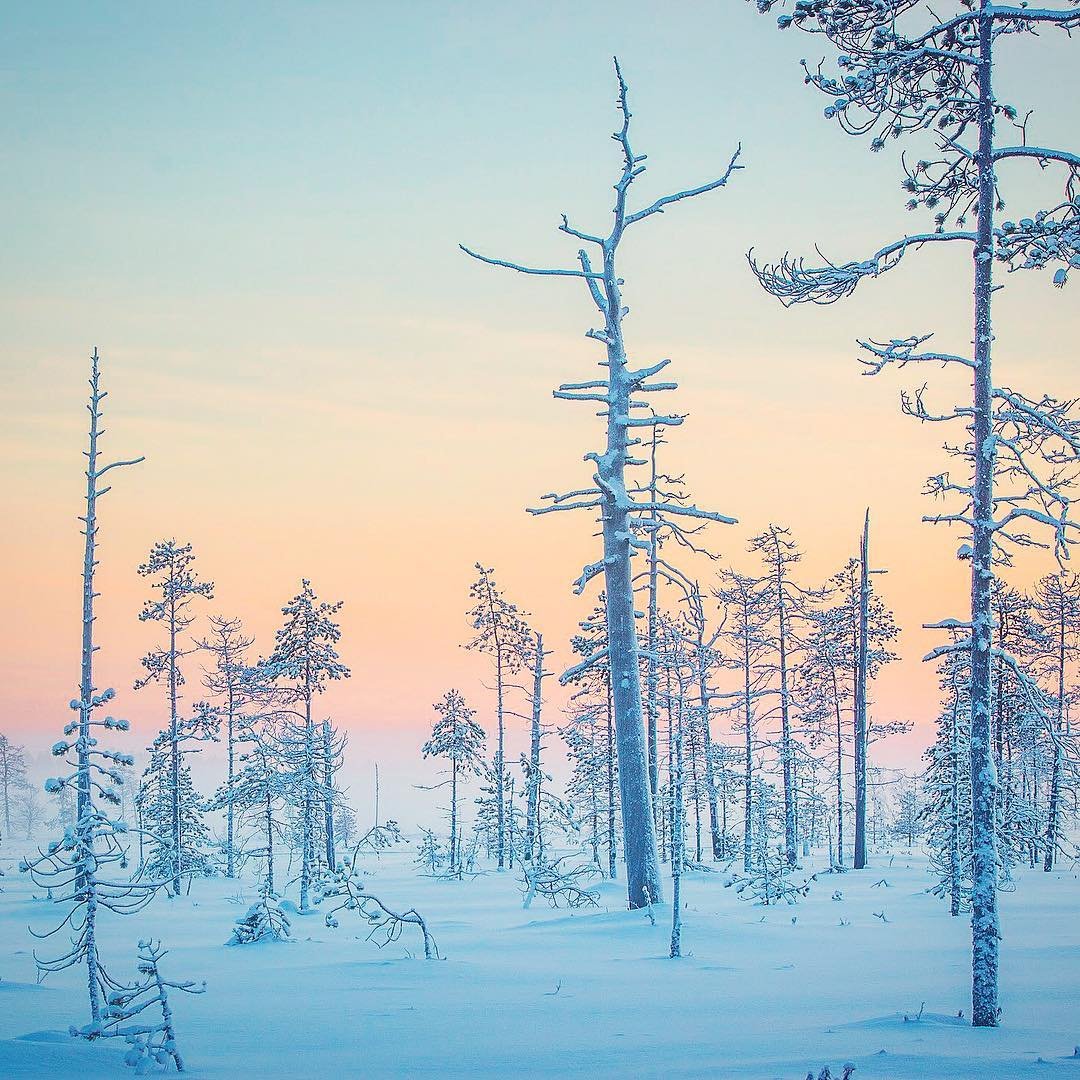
[211,704,287,893]
[0,732,28,841]
[262,579,350,911]
[750,525,818,866]
[730,837,811,907]
[465,564,531,870]
[800,542,900,868]
[100,939,204,1071]
[1028,571,1080,869]
[137,710,216,886]
[317,856,439,959]
[561,599,620,877]
[522,629,553,863]
[319,718,346,871]
[892,775,924,849]
[135,539,215,894]
[22,349,154,1029]
[422,689,486,874]
[415,829,443,875]
[198,615,253,878]
[13,782,44,840]
[747,0,1080,1026]
[461,58,741,909]
[333,802,358,853]
[715,568,774,872]
[229,878,291,945]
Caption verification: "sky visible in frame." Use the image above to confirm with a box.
[1,3,1077,822]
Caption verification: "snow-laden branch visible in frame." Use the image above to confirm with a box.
[458,244,603,280]
[749,233,976,307]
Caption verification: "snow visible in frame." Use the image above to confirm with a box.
[1,841,1077,1079]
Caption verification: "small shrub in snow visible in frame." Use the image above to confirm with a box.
[520,855,601,910]
[316,857,439,959]
[415,829,443,875]
[228,879,291,945]
[97,939,204,1073]
[729,846,810,906]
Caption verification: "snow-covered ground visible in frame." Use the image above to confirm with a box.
[0,842,1077,1079]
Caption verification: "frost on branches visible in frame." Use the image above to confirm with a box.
[21,350,160,1030]
[747,0,1080,1027]
[99,939,204,1073]
[462,57,741,909]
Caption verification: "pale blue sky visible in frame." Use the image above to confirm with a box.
[2,3,1076,806]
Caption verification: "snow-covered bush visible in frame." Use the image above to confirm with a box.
[520,855,600,910]
[729,846,810,906]
[316,857,439,959]
[98,939,204,1073]
[228,879,291,945]
[801,1067,854,1080]
[415,830,443,875]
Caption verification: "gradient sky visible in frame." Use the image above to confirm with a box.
[2,3,1077,820]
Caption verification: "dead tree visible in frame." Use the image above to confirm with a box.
[461,58,741,908]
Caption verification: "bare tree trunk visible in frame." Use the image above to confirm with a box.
[695,631,722,861]
[854,509,870,870]
[265,788,275,893]
[79,354,104,1024]
[606,680,617,881]
[774,552,797,867]
[525,633,545,862]
[742,619,754,874]
[225,675,236,878]
[646,434,661,823]
[449,755,458,874]
[322,720,336,872]
[167,577,181,896]
[969,3,1001,1025]
[299,666,314,911]
[1044,609,1066,872]
[669,714,684,959]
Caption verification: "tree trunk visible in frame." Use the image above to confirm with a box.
[1043,608,1066,872]
[854,509,870,870]
[525,632,544,862]
[606,680,617,880]
[597,247,664,908]
[79,353,104,1024]
[168,582,181,896]
[775,555,796,867]
[969,3,1001,1026]
[322,720,336,871]
[670,716,684,959]
[742,615,754,874]
[449,755,458,874]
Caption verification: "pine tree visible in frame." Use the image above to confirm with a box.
[229,878,291,945]
[135,540,215,894]
[197,615,253,878]
[22,350,153,1029]
[1028,572,1080,870]
[0,732,29,842]
[750,525,818,866]
[422,690,486,874]
[747,0,1080,1026]
[562,600,620,877]
[465,564,530,871]
[101,940,204,1070]
[211,706,287,893]
[137,715,216,886]
[262,579,350,911]
[716,568,773,873]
